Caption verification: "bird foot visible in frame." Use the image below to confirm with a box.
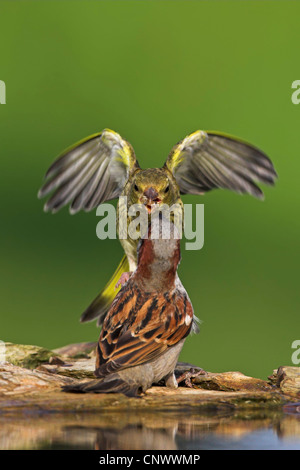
[176,367,207,388]
[115,272,132,289]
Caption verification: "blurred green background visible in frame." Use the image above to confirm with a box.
[0,0,299,379]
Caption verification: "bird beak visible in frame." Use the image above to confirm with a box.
[141,187,161,213]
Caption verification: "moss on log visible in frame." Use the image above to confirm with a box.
[4,342,56,369]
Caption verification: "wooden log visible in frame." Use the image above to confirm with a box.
[269,366,300,398]
[0,342,299,414]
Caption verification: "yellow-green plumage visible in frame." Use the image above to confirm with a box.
[118,167,182,267]
[38,128,277,326]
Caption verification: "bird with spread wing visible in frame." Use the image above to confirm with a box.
[38,128,277,326]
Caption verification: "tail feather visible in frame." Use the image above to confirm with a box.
[62,374,142,398]
[80,255,129,326]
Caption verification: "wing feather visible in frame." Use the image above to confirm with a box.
[165,130,277,199]
[95,282,193,378]
[38,129,139,213]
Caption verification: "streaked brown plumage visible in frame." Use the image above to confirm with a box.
[63,217,197,397]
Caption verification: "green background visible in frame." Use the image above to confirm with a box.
[1,0,299,379]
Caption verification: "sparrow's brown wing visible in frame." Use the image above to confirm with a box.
[38,129,139,213]
[165,130,277,199]
[95,283,193,378]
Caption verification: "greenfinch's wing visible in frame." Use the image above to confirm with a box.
[38,129,139,213]
[164,131,277,199]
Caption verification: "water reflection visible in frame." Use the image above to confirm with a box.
[0,405,300,450]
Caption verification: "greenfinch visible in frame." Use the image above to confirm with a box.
[38,128,277,325]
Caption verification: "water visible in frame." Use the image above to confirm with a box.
[1,404,300,450]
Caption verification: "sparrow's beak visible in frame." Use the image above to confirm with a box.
[141,187,161,213]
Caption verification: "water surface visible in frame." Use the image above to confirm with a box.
[1,404,300,450]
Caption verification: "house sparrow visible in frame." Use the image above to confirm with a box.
[38,128,277,325]
[62,217,199,397]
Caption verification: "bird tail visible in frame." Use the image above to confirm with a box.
[62,374,142,398]
[80,255,129,326]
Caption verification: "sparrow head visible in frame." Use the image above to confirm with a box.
[128,168,180,213]
[135,216,181,292]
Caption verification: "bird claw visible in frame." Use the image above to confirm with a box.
[176,367,207,388]
[115,272,132,289]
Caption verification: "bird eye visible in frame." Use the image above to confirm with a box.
[164,185,170,193]
[134,184,139,191]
